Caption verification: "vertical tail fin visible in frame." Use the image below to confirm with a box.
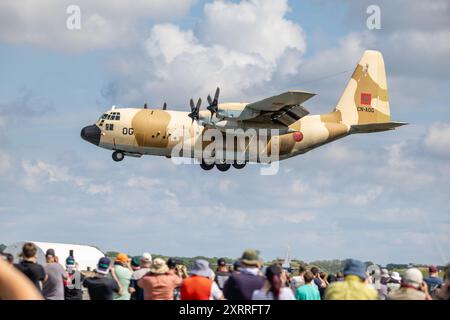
[335,50,391,126]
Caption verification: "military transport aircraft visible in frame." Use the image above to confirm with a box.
[81,50,407,171]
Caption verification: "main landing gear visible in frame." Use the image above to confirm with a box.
[112,151,125,162]
[200,159,247,171]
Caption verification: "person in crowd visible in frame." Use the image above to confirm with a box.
[295,270,321,300]
[64,256,84,300]
[233,260,243,274]
[129,253,152,300]
[42,249,67,300]
[324,259,378,300]
[372,268,388,300]
[137,258,182,300]
[310,267,326,298]
[167,257,188,300]
[327,274,337,284]
[223,249,265,300]
[1,252,14,264]
[336,271,344,281]
[423,265,443,297]
[14,242,47,292]
[130,256,141,271]
[0,258,43,300]
[215,258,231,291]
[83,257,120,300]
[387,271,402,294]
[111,253,133,300]
[291,265,306,292]
[167,257,189,279]
[435,264,450,300]
[387,268,431,300]
[252,264,295,300]
[181,259,223,300]
[380,268,390,284]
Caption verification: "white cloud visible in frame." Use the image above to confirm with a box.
[424,123,450,157]
[104,0,306,105]
[20,160,111,194]
[125,176,161,190]
[199,0,306,62]
[349,185,383,207]
[0,153,13,175]
[324,143,367,165]
[376,143,435,189]
[0,0,196,52]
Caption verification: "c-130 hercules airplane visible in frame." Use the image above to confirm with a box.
[81,50,407,171]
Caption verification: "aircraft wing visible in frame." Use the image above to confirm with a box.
[243,90,315,126]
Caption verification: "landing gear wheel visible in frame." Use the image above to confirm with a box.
[112,151,124,162]
[216,163,231,172]
[200,159,215,171]
[232,160,247,169]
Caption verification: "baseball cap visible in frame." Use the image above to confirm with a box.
[115,253,129,263]
[141,252,152,263]
[96,257,111,274]
[45,249,56,257]
[131,256,141,267]
[429,265,438,273]
[66,256,76,266]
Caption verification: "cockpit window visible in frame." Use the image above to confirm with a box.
[115,113,121,120]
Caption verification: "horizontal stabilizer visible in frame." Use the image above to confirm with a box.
[350,121,408,133]
[247,91,315,112]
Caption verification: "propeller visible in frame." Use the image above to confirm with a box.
[206,87,220,118]
[188,97,202,121]
[162,102,167,110]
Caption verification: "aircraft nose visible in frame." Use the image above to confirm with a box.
[80,125,101,146]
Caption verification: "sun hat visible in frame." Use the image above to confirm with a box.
[96,257,111,275]
[343,259,367,279]
[402,268,423,288]
[391,271,402,282]
[241,249,262,267]
[149,258,169,274]
[191,259,214,279]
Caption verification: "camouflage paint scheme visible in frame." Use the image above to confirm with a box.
[83,50,406,164]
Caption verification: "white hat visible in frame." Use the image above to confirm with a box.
[391,271,402,282]
[403,268,423,288]
[141,252,152,263]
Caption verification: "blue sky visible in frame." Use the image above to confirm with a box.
[0,0,449,265]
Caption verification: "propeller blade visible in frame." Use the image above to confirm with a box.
[207,94,213,105]
[196,98,202,112]
[213,87,220,104]
[188,97,202,122]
